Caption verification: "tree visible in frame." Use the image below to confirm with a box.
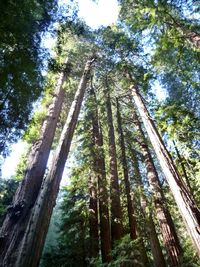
[0,58,95,267]
[0,179,19,226]
[0,59,70,266]
[90,84,112,263]
[104,80,123,242]
[155,102,200,197]
[41,177,89,267]
[130,100,182,266]
[129,146,166,267]
[116,98,137,240]
[119,0,200,49]
[131,84,200,257]
[0,0,59,155]
[88,174,99,259]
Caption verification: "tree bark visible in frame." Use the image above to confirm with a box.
[130,147,166,267]
[116,98,137,240]
[173,140,193,194]
[130,103,182,267]
[89,174,99,259]
[12,58,95,267]
[0,58,69,266]
[105,85,123,242]
[90,85,112,263]
[183,30,200,49]
[131,84,200,258]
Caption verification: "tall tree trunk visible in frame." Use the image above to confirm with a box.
[116,98,137,240]
[89,174,99,258]
[131,84,200,258]
[130,103,182,267]
[173,140,193,194]
[130,147,166,267]
[148,212,167,267]
[90,85,112,263]
[12,58,95,267]
[105,85,123,242]
[0,59,69,266]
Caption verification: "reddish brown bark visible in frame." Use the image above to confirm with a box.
[131,84,200,258]
[131,105,182,267]
[88,174,99,258]
[90,85,112,263]
[11,58,95,267]
[0,59,69,266]
[105,86,123,242]
[130,147,166,267]
[116,98,137,240]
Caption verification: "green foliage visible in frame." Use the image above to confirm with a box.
[90,235,144,267]
[163,185,200,266]
[0,0,60,155]
[2,1,200,266]
[41,171,89,267]
[14,149,30,181]
[109,235,143,267]
[0,178,19,225]
[155,102,200,146]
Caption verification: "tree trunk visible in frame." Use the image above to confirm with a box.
[116,98,137,240]
[131,84,200,258]
[173,140,193,194]
[130,147,166,267]
[0,59,69,266]
[184,31,200,49]
[88,94,99,258]
[105,85,123,242]
[148,212,167,267]
[89,174,99,259]
[12,58,95,267]
[90,85,112,263]
[130,104,182,267]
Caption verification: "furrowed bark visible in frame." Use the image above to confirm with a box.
[116,99,137,240]
[13,58,95,267]
[90,85,112,263]
[0,59,69,266]
[131,103,182,267]
[131,84,200,258]
[105,85,123,242]
[130,147,166,267]
[89,174,99,259]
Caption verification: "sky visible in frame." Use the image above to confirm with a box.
[1,0,119,179]
[78,0,119,29]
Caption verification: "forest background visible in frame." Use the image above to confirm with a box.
[0,0,200,266]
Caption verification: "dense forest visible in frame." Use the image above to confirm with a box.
[0,0,200,266]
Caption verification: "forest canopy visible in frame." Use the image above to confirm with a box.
[0,1,200,267]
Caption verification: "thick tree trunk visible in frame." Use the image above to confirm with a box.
[105,87,123,242]
[130,147,166,267]
[0,59,69,266]
[89,174,99,258]
[131,84,200,258]
[131,104,182,267]
[116,99,137,240]
[148,212,167,267]
[90,86,112,263]
[12,58,95,267]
